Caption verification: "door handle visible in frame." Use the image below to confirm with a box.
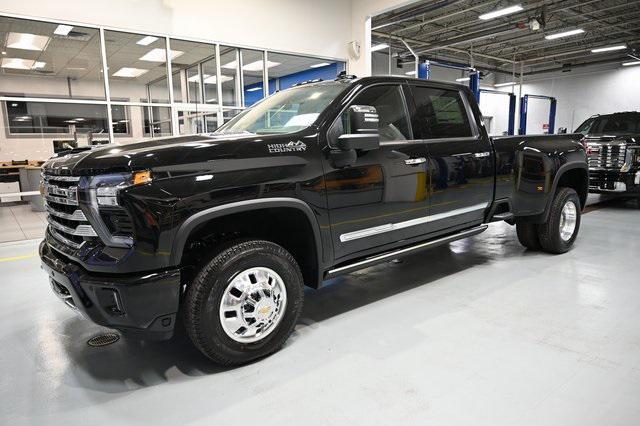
[404,157,426,165]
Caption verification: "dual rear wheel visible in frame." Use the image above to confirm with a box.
[516,187,581,254]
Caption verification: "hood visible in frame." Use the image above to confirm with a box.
[42,132,310,176]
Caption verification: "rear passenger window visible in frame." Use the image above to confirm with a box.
[410,86,473,139]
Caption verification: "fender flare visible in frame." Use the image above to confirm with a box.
[169,197,323,269]
[541,161,588,221]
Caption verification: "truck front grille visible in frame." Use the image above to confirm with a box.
[42,172,98,250]
[588,143,626,169]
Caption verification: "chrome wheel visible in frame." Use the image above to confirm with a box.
[559,200,577,241]
[219,267,287,343]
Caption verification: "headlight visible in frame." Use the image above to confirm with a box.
[94,170,152,207]
[77,170,152,248]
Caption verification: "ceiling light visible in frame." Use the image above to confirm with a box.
[6,32,50,51]
[53,25,73,36]
[495,81,517,87]
[246,86,262,92]
[139,48,184,62]
[1,58,35,70]
[137,36,158,46]
[545,29,584,40]
[371,43,389,52]
[479,4,523,20]
[591,45,627,53]
[186,74,233,84]
[221,60,280,71]
[622,61,640,66]
[405,70,416,75]
[32,61,46,69]
[456,77,470,82]
[309,62,330,68]
[1,51,5,55]
[113,67,148,78]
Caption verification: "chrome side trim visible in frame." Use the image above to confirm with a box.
[339,202,488,242]
[328,225,488,277]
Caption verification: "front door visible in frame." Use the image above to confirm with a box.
[322,83,430,261]
[408,83,494,231]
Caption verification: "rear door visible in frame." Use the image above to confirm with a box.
[322,83,430,261]
[408,83,494,231]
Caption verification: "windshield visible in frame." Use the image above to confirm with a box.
[575,114,640,135]
[216,83,347,135]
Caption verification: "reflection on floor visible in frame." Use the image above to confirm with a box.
[1,196,639,424]
[0,203,47,242]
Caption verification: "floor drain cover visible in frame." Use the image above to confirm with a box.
[87,333,120,347]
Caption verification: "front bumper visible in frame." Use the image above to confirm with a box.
[40,240,181,340]
[588,168,640,195]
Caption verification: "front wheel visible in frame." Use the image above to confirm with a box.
[537,187,581,254]
[183,240,304,365]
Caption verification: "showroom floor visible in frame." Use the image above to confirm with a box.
[0,203,47,243]
[1,197,639,425]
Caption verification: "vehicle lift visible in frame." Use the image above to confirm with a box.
[518,94,557,135]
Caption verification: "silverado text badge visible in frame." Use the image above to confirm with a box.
[267,141,307,153]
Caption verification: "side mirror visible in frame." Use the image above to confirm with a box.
[337,105,380,151]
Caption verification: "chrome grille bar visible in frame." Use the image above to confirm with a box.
[45,204,87,221]
[49,228,85,249]
[47,216,97,237]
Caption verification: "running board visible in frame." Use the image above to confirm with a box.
[325,225,488,278]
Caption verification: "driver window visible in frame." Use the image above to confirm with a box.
[335,85,411,142]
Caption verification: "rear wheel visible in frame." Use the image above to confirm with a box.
[516,221,541,250]
[183,239,304,365]
[537,187,581,254]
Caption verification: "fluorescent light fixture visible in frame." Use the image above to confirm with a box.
[137,36,158,46]
[187,74,233,84]
[479,4,523,20]
[591,45,627,53]
[310,62,330,68]
[32,61,46,69]
[622,61,640,66]
[139,48,184,62]
[53,25,73,36]
[456,77,470,82]
[246,86,262,92]
[545,28,584,40]
[6,32,50,51]
[495,81,517,87]
[112,67,148,78]
[221,60,280,71]
[1,51,5,55]
[1,57,35,70]
[371,43,389,52]
[405,70,416,75]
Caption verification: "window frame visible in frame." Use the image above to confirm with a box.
[407,83,480,142]
[326,82,415,149]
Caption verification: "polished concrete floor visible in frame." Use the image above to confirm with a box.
[1,196,639,425]
[0,203,47,242]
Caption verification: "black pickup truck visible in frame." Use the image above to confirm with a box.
[575,111,640,198]
[40,75,588,364]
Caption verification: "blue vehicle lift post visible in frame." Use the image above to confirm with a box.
[478,88,516,135]
[518,94,557,135]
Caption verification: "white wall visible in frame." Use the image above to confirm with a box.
[495,64,640,134]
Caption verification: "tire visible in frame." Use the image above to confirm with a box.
[516,221,541,250]
[537,187,581,254]
[183,239,304,365]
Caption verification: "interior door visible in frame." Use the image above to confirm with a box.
[322,83,430,261]
[408,84,494,231]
